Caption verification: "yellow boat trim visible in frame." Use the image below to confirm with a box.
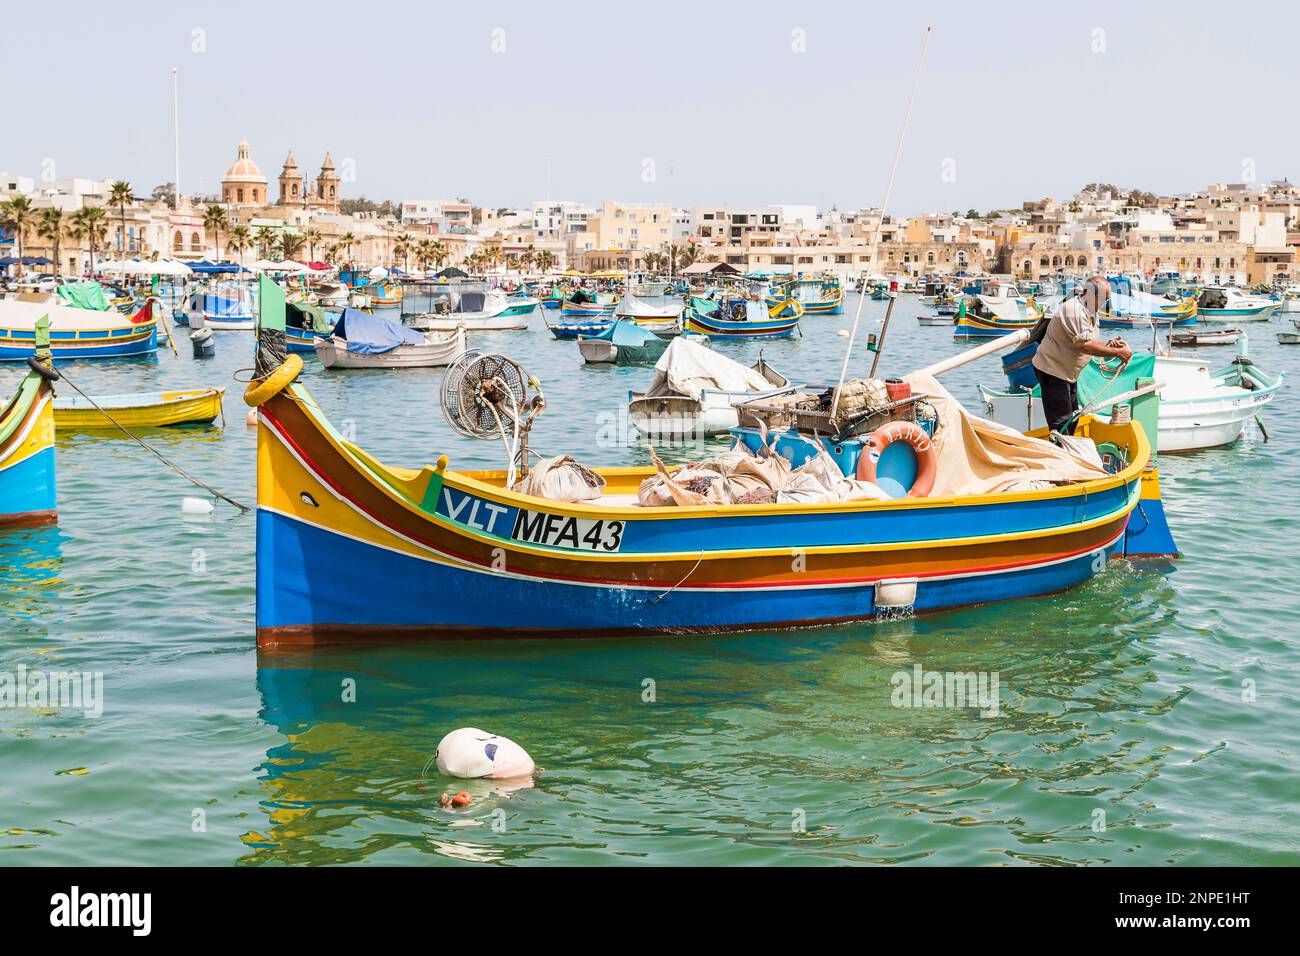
[265,386,1150,565]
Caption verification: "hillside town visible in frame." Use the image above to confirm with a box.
[3,139,1299,287]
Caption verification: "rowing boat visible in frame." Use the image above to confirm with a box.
[314,309,467,369]
[53,388,225,431]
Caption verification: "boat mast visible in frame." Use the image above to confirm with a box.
[171,67,182,210]
[830,26,932,419]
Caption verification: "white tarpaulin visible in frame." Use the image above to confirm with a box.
[615,293,682,319]
[644,336,773,400]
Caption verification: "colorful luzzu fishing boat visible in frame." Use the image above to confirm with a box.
[766,275,845,314]
[684,295,802,338]
[0,319,58,527]
[246,329,1176,646]
[0,296,158,361]
[952,296,1043,338]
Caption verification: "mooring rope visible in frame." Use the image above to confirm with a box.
[54,368,251,513]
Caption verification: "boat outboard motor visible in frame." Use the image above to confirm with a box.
[190,327,216,359]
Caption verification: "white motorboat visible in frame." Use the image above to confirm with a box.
[404,282,536,331]
[1195,286,1277,320]
[977,338,1283,452]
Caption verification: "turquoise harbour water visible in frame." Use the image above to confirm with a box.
[1,293,1297,866]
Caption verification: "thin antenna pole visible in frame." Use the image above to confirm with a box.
[831,26,931,419]
[172,67,181,208]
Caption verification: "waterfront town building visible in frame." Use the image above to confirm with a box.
[2,143,1297,284]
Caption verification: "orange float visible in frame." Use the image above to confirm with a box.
[855,421,937,497]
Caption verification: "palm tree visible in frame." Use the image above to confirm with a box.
[338,231,356,265]
[109,181,133,257]
[303,228,322,262]
[280,232,305,261]
[203,203,227,260]
[667,243,682,276]
[227,224,252,273]
[430,240,448,270]
[70,206,108,274]
[393,234,414,272]
[678,245,700,268]
[536,249,557,274]
[37,208,66,277]
[415,239,434,272]
[519,245,537,274]
[253,225,277,260]
[1,196,36,278]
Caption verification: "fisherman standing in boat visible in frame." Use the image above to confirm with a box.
[1032,275,1132,434]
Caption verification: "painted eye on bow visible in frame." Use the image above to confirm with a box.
[300,492,318,507]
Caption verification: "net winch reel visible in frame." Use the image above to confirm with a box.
[440,350,546,486]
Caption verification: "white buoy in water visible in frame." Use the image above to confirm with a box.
[181,497,214,517]
[435,727,535,779]
[245,410,257,428]
[836,329,850,338]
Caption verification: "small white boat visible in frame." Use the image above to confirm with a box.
[314,308,467,369]
[313,281,351,310]
[184,287,256,330]
[628,336,793,437]
[1275,285,1300,314]
[977,338,1283,452]
[1278,331,1300,344]
[1169,328,1242,347]
[1195,286,1277,321]
[917,315,954,327]
[405,283,535,332]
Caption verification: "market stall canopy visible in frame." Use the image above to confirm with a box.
[436,266,468,279]
[189,260,248,274]
[680,261,739,276]
[254,259,308,273]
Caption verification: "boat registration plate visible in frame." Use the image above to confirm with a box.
[510,509,625,553]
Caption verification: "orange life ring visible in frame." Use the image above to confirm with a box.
[856,420,937,497]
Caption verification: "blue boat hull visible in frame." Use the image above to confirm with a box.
[0,445,56,525]
[0,327,158,361]
[256,508,1127,635]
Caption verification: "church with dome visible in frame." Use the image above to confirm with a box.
[220,140,267,207]
[219,140,340,213]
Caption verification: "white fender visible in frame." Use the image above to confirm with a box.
[435,727,535,779]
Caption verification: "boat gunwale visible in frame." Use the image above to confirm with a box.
[275,380,1150,525]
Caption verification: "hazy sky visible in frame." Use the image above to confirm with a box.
[4,0,1297,216]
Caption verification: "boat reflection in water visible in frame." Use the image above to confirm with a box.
[0,525,67,627]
